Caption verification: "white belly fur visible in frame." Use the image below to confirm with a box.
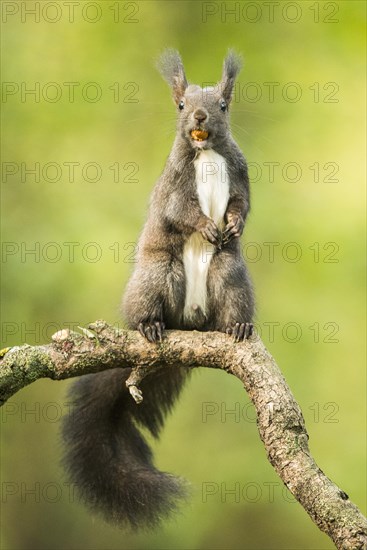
[183,149,230,322]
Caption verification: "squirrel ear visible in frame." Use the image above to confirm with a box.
[157,49,188,104]
[220,50,243,103]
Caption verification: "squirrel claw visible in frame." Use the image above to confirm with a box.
[227,322,253,342]
[198,217,221,246]
[138,321,165,343]
[223,214,244,245]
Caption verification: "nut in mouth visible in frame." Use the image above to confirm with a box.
[190,129,209,142]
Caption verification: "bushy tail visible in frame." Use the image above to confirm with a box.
[61,367,190,530]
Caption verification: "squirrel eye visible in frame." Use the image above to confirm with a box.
[178,100,185,111]
[220,100,227,112]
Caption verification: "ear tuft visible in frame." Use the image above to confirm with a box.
[221,50,243,103]
[157,49,188,104]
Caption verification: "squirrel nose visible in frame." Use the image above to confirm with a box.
[194,110,207,123]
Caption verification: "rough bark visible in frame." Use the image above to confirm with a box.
[0,320,366,549]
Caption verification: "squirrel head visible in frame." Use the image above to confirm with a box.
[157,49,242,150]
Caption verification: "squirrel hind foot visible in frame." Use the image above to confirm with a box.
[226,322,253,342]
[138,321,165,343]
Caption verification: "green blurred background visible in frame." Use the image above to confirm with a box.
[1,1,365,549]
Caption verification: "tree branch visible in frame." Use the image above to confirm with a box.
[0,320,366,548]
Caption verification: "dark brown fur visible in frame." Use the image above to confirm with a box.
[123,50,254,337]
[62,50,254,530]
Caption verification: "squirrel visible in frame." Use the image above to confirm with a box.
[62,50,254,530]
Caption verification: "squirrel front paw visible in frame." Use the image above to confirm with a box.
[196,216,221,246]
[137,320,165,343]
[222,213,244,245]
[226,322,253,342]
